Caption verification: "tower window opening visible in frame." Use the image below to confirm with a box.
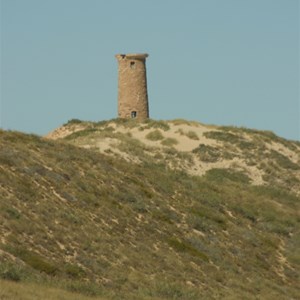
[130,61,136,69]
[131,111,137,118]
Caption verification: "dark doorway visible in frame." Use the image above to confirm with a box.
[131,111,137,118]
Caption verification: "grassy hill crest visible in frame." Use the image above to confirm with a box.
[0,119,299,299]
[47,118,300,194]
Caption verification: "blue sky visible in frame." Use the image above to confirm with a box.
[1,0,299,140]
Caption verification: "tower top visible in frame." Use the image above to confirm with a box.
[115,53,149,60]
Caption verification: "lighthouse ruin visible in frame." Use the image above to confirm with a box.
[115,53,149,120]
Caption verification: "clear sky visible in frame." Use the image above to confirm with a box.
[1,0,299,140]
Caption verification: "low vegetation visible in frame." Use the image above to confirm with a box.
[175,128,199,140]
[192,144,222,162]
[1,120,300,299]
[145,130,164,141]
[0,280,106,300]
[185,131,199,140]
[161,137,178,147]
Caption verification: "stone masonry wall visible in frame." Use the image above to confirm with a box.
[115,53,149,119]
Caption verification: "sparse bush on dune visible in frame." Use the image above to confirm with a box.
[204,168,251,184]
[175,128,199,140]
[145,129,164,141]
[142,119,170,131]
[161,137,178,146]
[269,150,300,170]
[192,144,221,162]
[170,119,200,126]
[170,118,192,126]
[64,119,83,125]
[185,130,199,140]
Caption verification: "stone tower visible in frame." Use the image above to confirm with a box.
[115,53,149,119]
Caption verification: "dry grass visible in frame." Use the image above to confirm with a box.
[0,280,107,300]
[1,123,300,299]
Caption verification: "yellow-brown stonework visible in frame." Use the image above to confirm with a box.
[115,53,149,120]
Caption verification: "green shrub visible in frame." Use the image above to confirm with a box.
[0,263,23,282]
[143,119,170,131]
[143,281,200,299]
[5,208,21,219]
[164,147,177,156]
[145,130,164,141]
[64,128,97,140]
[1,269,21,282]
[189,207,227,230]
[187,214,211,232]
[64,119,83,125]
[103,126,115,132]
[269,150,300,170]
[6,247,58,276]
[66,281,103,296]
[63,263,86,279]
[186,131,199,140]
[108,118,143,129]
[0,149,22,167]
[232,205,257,222]
[192,144,221,162]
[95,120,110,127]
[204,131,255,150]
[161,137,178,146]
[205,168,251,184]
[260,222,290,236]
[204,131,239,143]
[175,128,185,135]
[168,238,209,261]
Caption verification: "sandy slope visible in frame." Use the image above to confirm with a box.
[46,119,300,193]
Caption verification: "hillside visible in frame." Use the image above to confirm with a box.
[47,118,300,194]
[1,119,300,299]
